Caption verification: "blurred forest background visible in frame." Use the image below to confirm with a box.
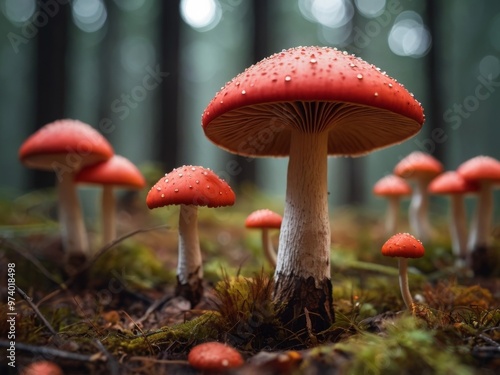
[0,0,499,220]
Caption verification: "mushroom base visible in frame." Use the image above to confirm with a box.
[274,274,334,340]
[175,271,204,307]
[470,245,494,277]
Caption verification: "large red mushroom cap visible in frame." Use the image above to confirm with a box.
[394,151,443,180]
[75,155,146,189]
[19,119,114,170]
[245,209,282,229]
[373,175,412,197]
[456,155,500,183]
[146,165,235,209]
[202,46,424,157]
[381,232,425,258]
[188,342,244,371]
[21,361,63,375]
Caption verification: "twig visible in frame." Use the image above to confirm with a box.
[121,310,155,355]
[0,340,101,362]
[136,294,173,325]
[15,285,58,337]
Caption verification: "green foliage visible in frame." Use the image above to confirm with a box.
[335,315,475,375]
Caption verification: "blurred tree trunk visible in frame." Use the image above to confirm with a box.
[33,0,70,188]
[426,0,445,164]
[157,0,180,171]
[344,9,365,206]
[230,0,268,187]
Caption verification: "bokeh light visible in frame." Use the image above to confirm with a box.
[72,0,108,33]
[479,55,500,79]
[298,0,354,28]
[2,0,36,24]
[179,0,222,32]
[354,0,386,19]
[388,11,431,58]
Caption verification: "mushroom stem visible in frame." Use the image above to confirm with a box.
[57,173,89,271]
[449,194,468,261]
[468,182,493,251]
[177,204,203,301]
[101,186,116,245]
[408,178,432,242]
[274,130,333,332]
[397,257,413,311]
[261,228,277,267]
[385,197,401,236]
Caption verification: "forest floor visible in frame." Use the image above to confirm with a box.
[0,182,499,374]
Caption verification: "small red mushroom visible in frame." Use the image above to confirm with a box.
[18,119,113,274]
[21,361,63,375]
[188,342,244,371]
[146,165,235,306]
[76,155,146,244]
[428,171,479,263]
[373,175,412,236]
[456,156,500,252]
[245,209,283,267]
[381,232,425,311]
[394,151,443,242]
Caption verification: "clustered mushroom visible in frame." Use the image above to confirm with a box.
[18,119,145,275]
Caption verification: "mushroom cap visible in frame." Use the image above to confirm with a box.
[394,151,443,180]
[19,119,114,171]
[381,232,425,258]
[428,171,479,195]
[21,361,64,375]
[373,174,412,197]
[245,209,283,229]
[456,155,500,183]
[146,165,235,209]
[202,46,424,157]
[188,342,244,371]
[75,155,146,189]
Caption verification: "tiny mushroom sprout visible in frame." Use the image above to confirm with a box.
[188,342,244,371]
[18,119,113,274]
[75,155,146,245]
[373,174,412,236]
[456,156,500,256]
[394,151,443,243]
[428,171,479,263]
[202,46,424,333]
[146,165,235,306]
[381,232,425,311]
[245,209,283,267]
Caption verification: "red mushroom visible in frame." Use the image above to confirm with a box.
[188,342,244,371]
[146,165,235,306]
[21,361,63,375]
[373,174,412,236]
[381,232,425,311]
[456,156,500,253]
[245,209,283,267]
[394,151,443,243]
[75,155,146,245]
[202,46,424,332]
[18,119,113,274]
[428,171,479,263]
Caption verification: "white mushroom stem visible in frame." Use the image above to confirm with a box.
[261,228,277,267]
[101,186,116,245]
[57,173,89,267]
[449,194,468,260]
[468,182,494,251]
[397,258,414,311]
[177,204,203,284]
[384,197,401,236]
[275,131,330,287]
[408,178,432,243]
